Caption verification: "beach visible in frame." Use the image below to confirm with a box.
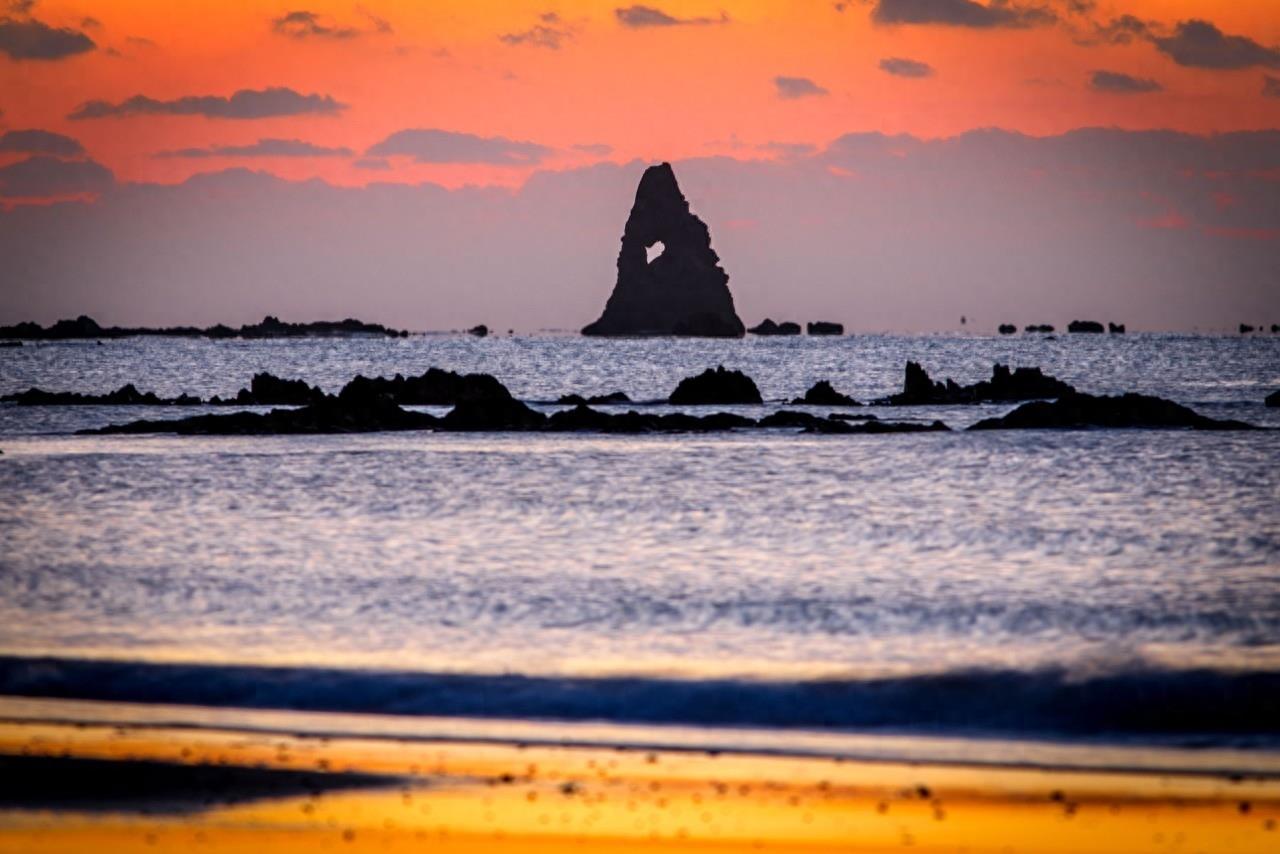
[0,697,1277,853]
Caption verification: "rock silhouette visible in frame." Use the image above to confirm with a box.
[998,324,1016,335]
[881,362,1076,405]
[807,321,843,336]
[668,367,762,405]
[748,319,801,336]
[1068,320,1105,333]
[1109,322,1126,334]
[211,373,326,406]
[582,163,744,337]
[1025,324,1054,333]
[556,391,631,406]
[2,384,201,406]
[970,392,1258,431]
[790,381,860,407]
[0,314,407,340]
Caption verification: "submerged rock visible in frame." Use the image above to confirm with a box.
[1068,320,1105,333]
[807,321,843,336]
[582,162,744,338]
[556,391,632,406]
[790,380,860,407]
[748,319,802,336]
[881,362,1076,406]
[2,383,202,406]
[87,397,438,435]
[970,392,1258,431]
[668,366,763,405]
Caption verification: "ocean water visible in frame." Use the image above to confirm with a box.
[1,334,1278,747]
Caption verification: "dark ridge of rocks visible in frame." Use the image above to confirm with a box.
[998,324,1017,335]
[1265,390,1280,408]
[440,396,546,431]
[1025,324,1054,333]
[969,392,1259,431]
[0,314,407,341]
[1240,324,1255,334]
[790,380,860,407]
[668,366,763,405]
[335,368,510,407]
[556,391,632,406]
[828,412,879,422]
[748,319,802,336]
[210,373,326,407]
[582,162,744,338]
[1109,322,1126,334]
[1068,320,1105,333]
[807,321,843,336]
[86,396,439,436]
[467,325,489,337]
[881,362,1076,406]
[2,384,202,406]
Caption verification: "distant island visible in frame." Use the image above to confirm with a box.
[0,315,408,340]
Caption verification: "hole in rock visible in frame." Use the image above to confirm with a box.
[646,241,665,264]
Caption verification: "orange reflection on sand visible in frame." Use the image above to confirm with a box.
[1,720,1278,852]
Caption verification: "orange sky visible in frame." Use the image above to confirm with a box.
[2,1,1279,188]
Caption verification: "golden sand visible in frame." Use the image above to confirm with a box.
[0,719,1277,853]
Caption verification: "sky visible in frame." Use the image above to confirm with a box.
[1,0,1278,331]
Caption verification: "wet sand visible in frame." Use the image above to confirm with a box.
[0,709,1277,853]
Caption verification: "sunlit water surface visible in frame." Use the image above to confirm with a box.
[1,334,1277,742]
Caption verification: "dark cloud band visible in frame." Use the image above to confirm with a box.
[68,88,347,120]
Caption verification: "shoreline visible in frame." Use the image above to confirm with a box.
[1,700,1277,852]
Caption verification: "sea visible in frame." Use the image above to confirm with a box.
[1,333,1278,761]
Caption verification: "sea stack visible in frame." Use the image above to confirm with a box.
[582,163,744,337]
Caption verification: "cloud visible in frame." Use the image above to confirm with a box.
[0,154,112,197]
[871,0,1055,29]
[1089,69,1162,94]
[1081,14,1153,46]
[774,76,829,99]
[68,87,347,120]
[614,5,729,28]
[757,141,817,158]
[155,138,354,158]
[572,143,613,156]
[1152,19,1280,70]
[0,16,95,59]
[1266,76,1280,99]
[500,12,574,49]
[5,1,36,15]
[880,57,935,78]
[0,128,85,156]
[273,10,357,39]
[353,156,390,170]
[367,128,552,165]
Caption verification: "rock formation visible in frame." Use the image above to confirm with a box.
[668,367,762,405]
[998,324,1016,335]
[2,384,202,406]
[1025,324,1054,333]
[748,319,801,336]
[970,392,1258,431]
[1068,320,1105,333]
[807,321,843,336]
[1109,322,1126,334]
[790,381,860,407]
[582,163,744,337]
[880,362,1076,406]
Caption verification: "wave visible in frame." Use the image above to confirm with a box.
[1,656,1277,746]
